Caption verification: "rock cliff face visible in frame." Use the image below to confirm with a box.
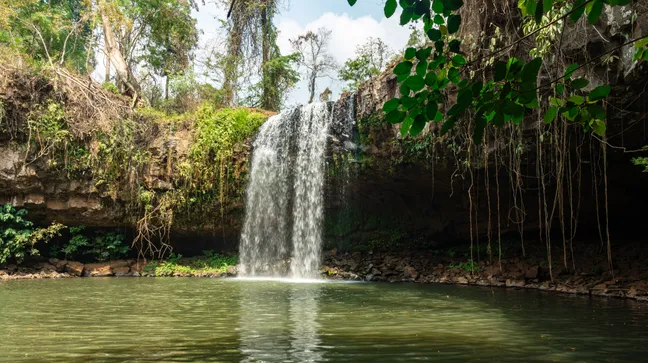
[1,1,648,256]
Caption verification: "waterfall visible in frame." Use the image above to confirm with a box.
[239,102,333,279]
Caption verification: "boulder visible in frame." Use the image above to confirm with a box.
[112,266,131,277]
[83,263,112,277]
[109,260,130,269]
[36,263,57,272]
[65,261,84,276]
[225,265,238,276]
[55,260,68,270]
[404,265,419,280]
[506,279,526,288]
[525,265,540,280]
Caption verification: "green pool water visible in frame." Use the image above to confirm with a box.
[0,278,646,362]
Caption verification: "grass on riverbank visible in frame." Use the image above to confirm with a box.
[144,252,237,277]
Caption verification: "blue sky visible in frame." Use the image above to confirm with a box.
[278,0,387,25]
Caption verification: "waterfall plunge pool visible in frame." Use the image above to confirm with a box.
[1,278,647,362]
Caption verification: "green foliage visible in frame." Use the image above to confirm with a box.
[345,0,638,142]
[632,147,648,172]
[248,52,300,111]
[0,0,93,72]
[147,251,238,276]
[86,230,128,262]
[450,259,481,272]
[339,37,395,91]
[0,204,65,264]
[61,226,89,259]
[102,82,119,94]
[53,226,129,262]
[185,106,266,190]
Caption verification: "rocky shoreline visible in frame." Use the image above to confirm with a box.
[2,251,647,302]
[0,258,237,280]
[320,250,648,302]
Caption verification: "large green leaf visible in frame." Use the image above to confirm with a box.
[386,110,406,124]
[416,47,433,61]
[520,57,542,83]
[567,95,584,105]
[544,107,558,124]
[452,55,466,66]
[534,0,544,23]
[564,63,579,79]
[383,98,400,113]
[416,61,428,77]
[592,119,606,136]
[503,100,524,118]
[492,111,505,127]
[517,88,537,105]
[447,14,461,34]
[441,117,456,134]
[457,88,473,108]
[426,100,438,119]
[347,0,357,5]
[448,39,462,53]
[442,0,463,11]
[473,116,487,144]
[405,47,417,60]
[587,104,606,119]
[401,96,418,111]
[448,68,461,83]
[407,75,426,91]
[588,85,611,101]
[400,7,413,25]
[425,71,438,88]
[410,115,427,136]
[394,61,413,75]
[400,117,414,136]
[434,14,444,24]
[586,0,603,24]
[570,78,589,89]
[570,0,586,23]
[384,0,397,18]
[494,61,507,82]
[427,28,442,41]
[518,0,537,16]
[432,0,444,13]
[400,82,411,96]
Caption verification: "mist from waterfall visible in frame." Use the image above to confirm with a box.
[239,102,332,279]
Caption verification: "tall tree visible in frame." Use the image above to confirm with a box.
[223,0,285,108]
[290,27,336,104]
[98,0,198,101]
[339,37,395,90]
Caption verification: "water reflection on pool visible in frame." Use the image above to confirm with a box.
[1,278,647,362]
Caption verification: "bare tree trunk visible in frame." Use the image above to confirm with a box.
[105,58,111,83]
[165,75,169,101]
[308,74,316,104]
[223,30,241,106]
[99,0,139,99]
[260,0,271,110]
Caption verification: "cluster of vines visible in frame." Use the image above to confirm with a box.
[348,0,648,277]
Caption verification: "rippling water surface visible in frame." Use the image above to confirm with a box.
[1,278,647,362]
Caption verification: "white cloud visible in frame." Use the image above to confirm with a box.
[276,11,414,105]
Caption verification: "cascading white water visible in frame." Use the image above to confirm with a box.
[239,103,332,279]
